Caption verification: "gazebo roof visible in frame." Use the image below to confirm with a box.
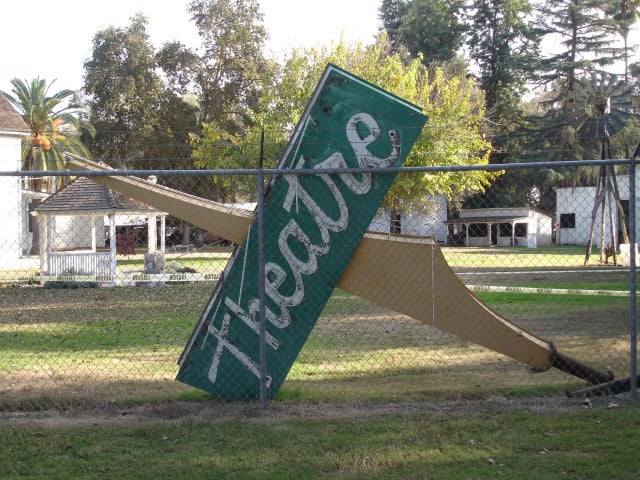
[34,177,165,216]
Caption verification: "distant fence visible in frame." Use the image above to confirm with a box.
[0,159,637,407]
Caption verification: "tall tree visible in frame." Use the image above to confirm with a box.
[603,0,640,83]
[158,0,269,130]
[83,14,165,167]
[193,35,496,209]
[8,78,94,189]
[379,0,466,63]
[534,0,621,95]
[604,1,640,158]
[156,0,273,204]
[378,0,409,53]
[466,0,538,131]
[8,78,95,255]
[83,13,203,249]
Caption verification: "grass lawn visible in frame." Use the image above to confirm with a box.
[443,244,594,268]
[1,399,639,479]
[0,243,637,479]
[0,244,612,284]
[0,283,632,408]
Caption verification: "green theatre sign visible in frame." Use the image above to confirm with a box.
[177,64,427,399]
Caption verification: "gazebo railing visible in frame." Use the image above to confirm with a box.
[48,251,112,277]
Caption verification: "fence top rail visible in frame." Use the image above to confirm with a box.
[1,157,636,178]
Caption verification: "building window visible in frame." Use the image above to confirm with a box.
[499,223,513,236]
[468,223,487,237]
[514,223,528,237]
[559,213,575,229]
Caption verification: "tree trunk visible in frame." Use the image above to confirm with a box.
[182,222,192,249]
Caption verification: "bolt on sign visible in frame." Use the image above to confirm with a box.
[177,64,427,399]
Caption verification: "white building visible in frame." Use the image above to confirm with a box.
[232,195,450,244]
[445,207,554,248]
[368,195,448,243]
[555,173,636,247]
[0,91,42,270]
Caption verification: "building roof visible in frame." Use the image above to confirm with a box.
[445,215,531,225]
[34,177,164,216]
[0,91,30,133]
[446,207,553,225]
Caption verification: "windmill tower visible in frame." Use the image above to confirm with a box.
[565,71,633,265]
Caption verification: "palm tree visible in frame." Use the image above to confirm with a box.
[7,78,95,192]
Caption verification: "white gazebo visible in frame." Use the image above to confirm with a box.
[33,177,167,280]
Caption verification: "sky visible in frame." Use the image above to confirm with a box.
[0,0,381,94]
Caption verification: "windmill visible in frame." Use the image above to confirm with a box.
[565,71,633,265]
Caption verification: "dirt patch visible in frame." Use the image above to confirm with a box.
[0,393,632,426]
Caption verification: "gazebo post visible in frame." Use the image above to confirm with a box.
[148,214,157,253]
[109,213,116,277]
[160,215,166,253]
[90,215,97,252]
[39,214,50,275]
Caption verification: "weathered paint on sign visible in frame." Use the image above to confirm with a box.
[176,64,427,399]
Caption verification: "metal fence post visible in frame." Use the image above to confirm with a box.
[258,129,268,409]
[630,145,639,400]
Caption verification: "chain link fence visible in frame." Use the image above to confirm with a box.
[0,160,637,408]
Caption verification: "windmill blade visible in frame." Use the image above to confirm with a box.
[569,71,632,139]
[608,110,631,131]
[610,91,633,110]
[607,118,626,135]
[601,72,620,95]
[608,81,627,99]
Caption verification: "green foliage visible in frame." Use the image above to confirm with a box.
[83,12,202,201]
[534,0,622,90]
[245,36,496,211]
[163,0,269,127]
[380,0,467,63]
[7,78,95,183]
[613,114,640,158]
[378,0,408,52]
[83,14,167,166]
[469,0,640,210]
[73,0,639,211]
[160,0,274,203]
[190,122,261,202]
[603,0,640,81]
[528,2,631,153]
[509,1,639,164]
[466,1,538,128]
